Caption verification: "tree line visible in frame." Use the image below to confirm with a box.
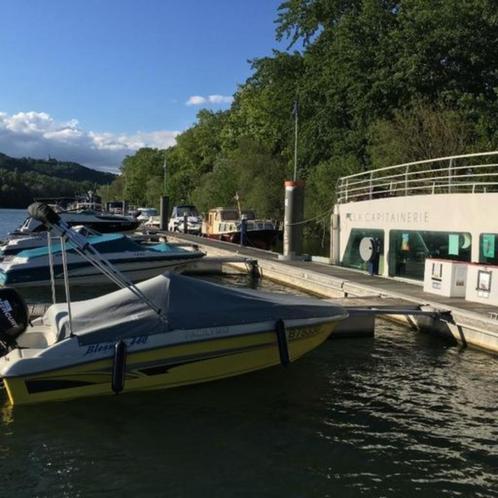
[0,153,115,209]
[99,0,498,231]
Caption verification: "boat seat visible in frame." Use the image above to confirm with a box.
[4,347,45,360]
[16,325,57,349]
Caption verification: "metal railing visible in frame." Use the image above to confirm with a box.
[336,151,498,203]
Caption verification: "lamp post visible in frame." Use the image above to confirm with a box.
[163,157,167,195]
[160,156,169,231]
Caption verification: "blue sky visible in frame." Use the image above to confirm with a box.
[0,0,287,170]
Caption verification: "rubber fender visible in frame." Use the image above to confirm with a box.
[275,319,290,367]
[112,340,127,394]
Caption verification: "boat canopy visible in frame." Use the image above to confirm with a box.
[45,272,346,345]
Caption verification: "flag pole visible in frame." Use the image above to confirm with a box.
[293,99,299,181]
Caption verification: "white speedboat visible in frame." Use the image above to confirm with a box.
[0,233,205,287]
[0,203,347,405]
[136,207,159,222]
[0,227,167,258]
[12,210,140,235]
[0,226,99,258]
[168,205,202,234]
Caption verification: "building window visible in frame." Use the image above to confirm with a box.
[480,234,498,264]
[342,229,384,272]
[389,230,471,280]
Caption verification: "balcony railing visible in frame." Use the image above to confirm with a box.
[336,151,498,204]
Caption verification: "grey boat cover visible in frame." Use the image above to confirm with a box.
[46,272,346,345]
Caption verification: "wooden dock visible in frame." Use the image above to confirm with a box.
[167,232,498,354]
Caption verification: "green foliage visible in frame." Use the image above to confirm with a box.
[368,101,479,166]
[190,139,288,218]
[191,159,239,214]
[0,153,115,184]
[121,148,165,206]
[227,53,304,157]
[96,175,125,205]
[0,153,115,209]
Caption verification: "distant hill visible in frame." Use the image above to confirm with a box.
[0,153,116,208]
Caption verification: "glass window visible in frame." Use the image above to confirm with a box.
[480,234,498,264]
[389,230,471,280]
[342,228,384,272]
[221,210,239,221]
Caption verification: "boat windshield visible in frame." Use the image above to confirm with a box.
[220,210,239,221]
[138,208,158,217]
[175,206,198,217]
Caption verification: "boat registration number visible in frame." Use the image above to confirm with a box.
[289,327,318,340]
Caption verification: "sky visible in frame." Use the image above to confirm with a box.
[0,0,287,171]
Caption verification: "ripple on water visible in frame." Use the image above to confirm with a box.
[0,262,497,496]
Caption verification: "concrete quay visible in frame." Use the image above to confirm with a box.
[167,232,498,355]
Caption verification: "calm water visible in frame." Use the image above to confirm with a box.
[0,209,497,497]
[0,208,27,240]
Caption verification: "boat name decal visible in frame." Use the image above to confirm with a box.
[83,335,148,355]
[185,327,229,339]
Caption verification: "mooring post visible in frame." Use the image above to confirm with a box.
[240,216,247,246]
[279,180,304,261]
[160,196,169,231]
[183,213,188,233]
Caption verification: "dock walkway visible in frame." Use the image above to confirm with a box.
[166,232,498,353]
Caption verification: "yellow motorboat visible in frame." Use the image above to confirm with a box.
[0,204,347,405]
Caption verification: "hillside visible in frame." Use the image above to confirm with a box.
[0,153,116,208]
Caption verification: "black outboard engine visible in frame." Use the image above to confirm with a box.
[0,287,29,356]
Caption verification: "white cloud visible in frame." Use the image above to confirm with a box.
[0,111,178,172]
[186,96,207,106]
[186,94,233,106]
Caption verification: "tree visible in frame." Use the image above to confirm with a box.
[122,148,165,205]
[368,101,479,167]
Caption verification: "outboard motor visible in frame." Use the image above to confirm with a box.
[0,287,29,355]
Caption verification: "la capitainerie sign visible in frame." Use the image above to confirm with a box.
[345,211,429,224]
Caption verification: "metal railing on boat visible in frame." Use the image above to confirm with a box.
[336,151,498,203]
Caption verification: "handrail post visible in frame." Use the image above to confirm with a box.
[369,171,373,199]
[405,166,409,196]
[345,178,349,202]
[448,158,453,193]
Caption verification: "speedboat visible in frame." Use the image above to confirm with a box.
[136,207,159,222]
[0,203,347,405]
[0,233,205,287]
[0,225,101,258]
[12,210,140,235]
[0,227,167,258]
[168,205,202,234]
